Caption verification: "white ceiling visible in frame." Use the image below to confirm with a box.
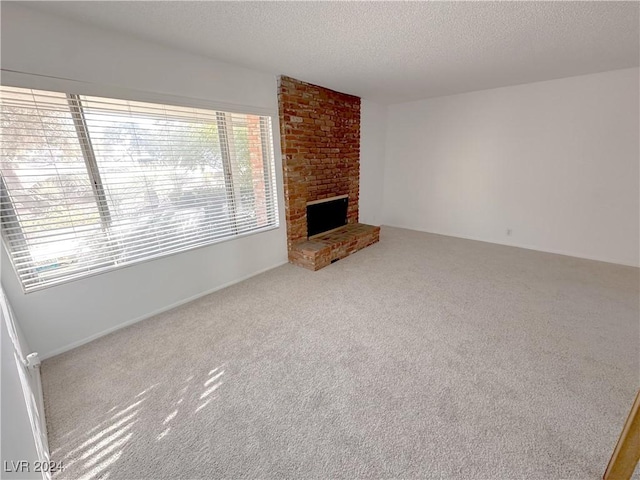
[27,1,639,104]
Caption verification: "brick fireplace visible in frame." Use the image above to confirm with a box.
[278,75,380,270]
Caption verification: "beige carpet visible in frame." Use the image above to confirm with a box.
[42,226,639,479]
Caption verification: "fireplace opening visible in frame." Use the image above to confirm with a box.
[306,195,348,238]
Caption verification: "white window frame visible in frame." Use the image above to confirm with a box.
[1,72,282,293]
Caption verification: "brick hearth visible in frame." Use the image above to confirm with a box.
[278,76,379,269]
[289,224,380,271]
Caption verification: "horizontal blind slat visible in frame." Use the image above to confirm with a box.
[12,218,276,273]
[1,86,279,292]
[4,210,277,251]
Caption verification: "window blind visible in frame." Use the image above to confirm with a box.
[1,86,278,292]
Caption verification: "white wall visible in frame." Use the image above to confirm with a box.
[0,3,288,358]
[0,4,276,113]
[359,100,387,226]
[383,68,640,267]
[1,294,44,480]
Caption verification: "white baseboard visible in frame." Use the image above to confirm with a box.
[381,223,639,268]
[41,260,289,360]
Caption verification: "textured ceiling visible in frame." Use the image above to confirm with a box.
[26,1,640,104]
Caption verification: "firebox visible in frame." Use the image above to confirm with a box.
[306,195,348,238]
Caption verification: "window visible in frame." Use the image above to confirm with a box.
[1,86,278,292]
